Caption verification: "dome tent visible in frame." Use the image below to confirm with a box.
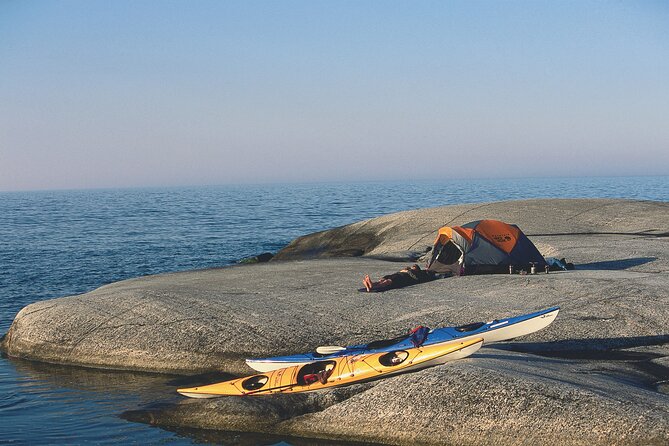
[426,219,546,275]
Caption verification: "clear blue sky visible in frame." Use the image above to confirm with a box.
[1,1,668,191]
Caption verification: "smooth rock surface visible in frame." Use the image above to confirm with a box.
[274,198,669,261]
[2,199,668,444]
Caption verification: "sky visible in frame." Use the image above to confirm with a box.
[1,1,668,191]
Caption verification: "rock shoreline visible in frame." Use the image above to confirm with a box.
[2,198,668,445]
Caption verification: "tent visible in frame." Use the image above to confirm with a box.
[426,219,546,275]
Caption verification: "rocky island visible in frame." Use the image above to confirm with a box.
[2,199,668,445]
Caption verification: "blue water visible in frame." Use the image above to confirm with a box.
[0,177,667,444]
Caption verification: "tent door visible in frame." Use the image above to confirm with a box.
[429,240,464,274]
[437,240,463,265]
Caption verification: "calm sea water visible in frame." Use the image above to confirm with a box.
[1,177,667,444]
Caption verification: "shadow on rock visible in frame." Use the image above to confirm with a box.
[577,256,657,270]
[490,334,669,359]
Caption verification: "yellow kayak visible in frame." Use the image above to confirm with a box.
[177,337,483,398]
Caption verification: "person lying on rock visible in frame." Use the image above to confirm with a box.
[363,264,439,292]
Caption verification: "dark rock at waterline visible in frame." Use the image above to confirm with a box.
[121,384,372,435]
[2,199,669,444]
[238,252,274,264]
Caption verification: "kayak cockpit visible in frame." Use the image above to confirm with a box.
[454,321,486,332]
[242,375,269,391]
[379,350,409,367]
[297,361,337,385]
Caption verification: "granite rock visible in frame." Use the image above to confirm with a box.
[2,199,668,444]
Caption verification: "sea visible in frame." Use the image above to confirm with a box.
[1,176,667,445]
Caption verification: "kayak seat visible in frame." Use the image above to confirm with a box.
[297,361,337,386]
[454,321,485,332]
[303,367,334,385]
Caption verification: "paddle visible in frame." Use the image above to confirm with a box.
[315,345,372,354]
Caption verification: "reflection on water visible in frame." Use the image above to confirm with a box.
[0,355,375,445]
[0,355,183,444]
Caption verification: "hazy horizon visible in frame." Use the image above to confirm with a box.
[2,1,668,192]
[1,173,667,196]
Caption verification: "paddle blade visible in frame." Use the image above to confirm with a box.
[315,345,346,354]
